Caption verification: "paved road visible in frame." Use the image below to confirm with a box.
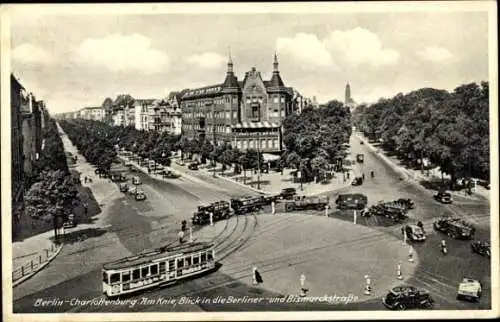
[13,134,491,312]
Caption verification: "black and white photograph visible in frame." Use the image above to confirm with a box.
[1,2,498,321]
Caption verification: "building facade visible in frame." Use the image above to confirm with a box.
[133,99,155,130]
[112,109,125,126]
[11,75,25,208]
[180,54,295,152]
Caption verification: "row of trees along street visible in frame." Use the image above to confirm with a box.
[20,117,79,241]
[352,82,489,189]
[59,100,352,185]
[281,100,352,182]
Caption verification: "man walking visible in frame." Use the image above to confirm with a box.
[83,202,88,216]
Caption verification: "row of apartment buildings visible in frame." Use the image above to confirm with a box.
[11,74,48,220]
[57,93,183,135]
[60,54,317,153]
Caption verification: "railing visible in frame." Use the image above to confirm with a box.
[12,242,61,282]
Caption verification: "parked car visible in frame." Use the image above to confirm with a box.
[382,286,434,310]
[433,217,475,240]
[434,191,452,204]
[192,201,233,225]
[278,188,297,200]
[135,191,146,201]
[132,176,142,185]
[176,160,185,166]
[119,183,129,192]
[404,224,427,242]
[128,186,137,195]
[188,163,199,170]
[457,278,482,302]
[471,241,490,258]
[231,196,264,215]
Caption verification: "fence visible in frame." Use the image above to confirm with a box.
[12,242,61,282]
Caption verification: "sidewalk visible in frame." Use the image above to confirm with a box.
[355,132,490,202]
[11,124,120,287]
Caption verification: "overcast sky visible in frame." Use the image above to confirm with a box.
[8,3,492,114]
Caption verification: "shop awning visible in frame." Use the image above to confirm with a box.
[232,121,280,129]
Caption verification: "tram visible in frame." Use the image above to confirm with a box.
[102,242,216,298]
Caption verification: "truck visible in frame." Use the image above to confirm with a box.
[230,196,264,215]
[284,196,330,212]
[191,201,232,225]
[335,194,368,210]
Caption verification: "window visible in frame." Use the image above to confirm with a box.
[226,111,230,119]
[193,255,200,265]
[150,264,158,275]
[186,257,192,267]
[246,98,251,104]
[233,111,237,119]
[132,269,140,280]
[237,141,242,149]
[168,260,175,271]
[122,271,131,282]
[141,266,149,278]
[267,139,271,148]
[207,251,213,261]
[177,258,184,268]
[110,273,120,284]
[273,97,278,103]
[201,253,207,263]
[274,139,279,148]
[281,97,285,103]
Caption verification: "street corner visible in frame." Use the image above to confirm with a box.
[216,213,419,304]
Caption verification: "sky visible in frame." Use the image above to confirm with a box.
[7,3,492,114]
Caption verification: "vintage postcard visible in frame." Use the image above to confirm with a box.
[1,1,498,321]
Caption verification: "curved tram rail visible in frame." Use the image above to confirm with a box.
[102,242,216,298]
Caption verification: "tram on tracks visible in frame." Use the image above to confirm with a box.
[102,242,216,298]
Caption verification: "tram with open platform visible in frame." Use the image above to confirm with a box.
[102,242,216,298]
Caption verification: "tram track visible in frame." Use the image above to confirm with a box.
[218,213,258,262]
[215,214,249,258]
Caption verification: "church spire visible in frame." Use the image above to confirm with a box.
[273,51,279,73]
[227,46,233,74]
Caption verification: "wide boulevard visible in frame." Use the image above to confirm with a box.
[13,134,491,312]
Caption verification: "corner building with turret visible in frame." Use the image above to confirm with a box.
[180,54,295,153]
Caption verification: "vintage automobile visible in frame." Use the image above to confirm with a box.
[434,191,453,204]
[457,278,482,302]
[382,285,434,310]
[135,191,146,201]
[63,213,77,228]
[128,186,138,195]
[433,217,475,240]
[132,176,142,185]
[283,195,330,212]
[404,224,427,242]
[119,183,129,193]
[352,177,364,186]
[335,194,368,210]
[191,201,233,225]
[175,160,185,166]
[471,241,490,258]
[394,198,415,210]
[231,196,264,215]
[278,188,297,200]
[367,202,408,222]
[356,154,365,163]
[188,162,199,170]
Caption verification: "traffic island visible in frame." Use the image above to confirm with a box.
[197,213,419,304]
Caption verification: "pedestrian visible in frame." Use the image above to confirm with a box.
[83,202,88,215]
[346,172,350,179]
[84,176,87,184]
[181,220,187,232]
[343,175,346,183]
[271,201,276,215]
[362,173,365,180]
[178,230,185,244]
[88,177,92,183]
[253,267,263,285]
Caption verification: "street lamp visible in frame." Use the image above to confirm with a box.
[257,132,261,190]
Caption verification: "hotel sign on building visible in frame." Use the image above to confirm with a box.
[180,53,295,153]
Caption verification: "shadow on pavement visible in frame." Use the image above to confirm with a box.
[51,227,108,245]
